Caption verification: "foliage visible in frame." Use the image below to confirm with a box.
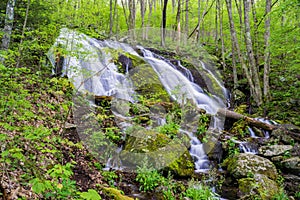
[101,171,118,187]
[30,163,78,199]
[135,161,165,192]
[184,179,219,200]
[80,189,102,200]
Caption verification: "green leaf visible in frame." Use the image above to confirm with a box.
[80,189,102,200]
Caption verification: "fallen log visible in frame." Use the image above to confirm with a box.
[217,108,277,131]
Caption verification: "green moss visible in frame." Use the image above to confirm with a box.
[238,174,280,200]
[121,127,194,177]
[102,187,134,200]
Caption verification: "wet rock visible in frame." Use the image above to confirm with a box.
[283,174,300,196]
[206,141,223,163]
[102,187,134,200]
[259,145,293,157]
[121,127,195,177]
[272,125,300,144]
[238,174,279,200]
[281,157,300,175]
[222,153,278,180]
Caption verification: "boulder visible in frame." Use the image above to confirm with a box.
[121,127,195,177]
[281,156,300,175]
[102,187,134,200]
[222,153,278,180]
[259,145,293,157]
[283,174,300,196]
[271,125,300,143]
[238,174,279,200]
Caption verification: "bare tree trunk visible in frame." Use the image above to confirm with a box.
[225,0,255,100]
[215,0,219,46]
[109,0,113,36]
[217,108,277,131]
[172,0,176,13]
[251,0,259,67]
[140,0,146,39]
[146,0,154,39]
[128,0,136,30]
[121,0,129,29]
[161,0,168,47]
[234,0,243,41]
[244,0,262,105]
[263,0,271,102]
[16,0,30,68]
[218,0,227,73]
[185,0,189,35]
[1,0,17,63]
[114,0,118,33]
[197,0,201,43]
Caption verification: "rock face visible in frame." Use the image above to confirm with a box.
[121,127,195,177]
[238,174,279,200]
[259,145,293,157]
[223,153,278,180]
[281,156,300,175]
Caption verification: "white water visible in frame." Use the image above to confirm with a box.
[48,28,227,172]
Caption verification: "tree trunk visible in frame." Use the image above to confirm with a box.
[114,0,118,33]
[185,0,189,35]
[217,108,277,131]
[250,0,259,67]
[234,0,243,41]
[263,0,271,102]
[197,0,201,43]
[16,0,30,68]
[218,0,227,72]
[172,0,176,13]
[121,0,129,29]
[140,0,146,39]
[146,0,154,39]
[225,0,256,101]
[1,0,17,63]
[244,0,262,106]
[215,0,219,46]
[109,0,113,36]
[128,0,136,30]
[161,0,168,47]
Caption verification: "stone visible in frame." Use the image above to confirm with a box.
[238,174,280,200]
[281,156,300,175]
[271,127,294,144]
[283,174,300,196]
[222,153,278,180]
[259,145,293,157]
[102,187,134,200]
[121,127,195,177]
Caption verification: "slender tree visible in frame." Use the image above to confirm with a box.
[263,0,271,102]
[128,0,136,30]
[16,0,30,68]
[140,0,146,39]
[146,0,154,39]
[109,0,113,36]
[244,0,262,105]
[185,0,189,34]
[251,0,259,67]
[225,0,256,104]
[161,0,168,47]
[1,0,17,63]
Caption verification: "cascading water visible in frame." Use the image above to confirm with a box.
[48,28,226,172]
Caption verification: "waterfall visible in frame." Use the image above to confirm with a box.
[48,28,227,172]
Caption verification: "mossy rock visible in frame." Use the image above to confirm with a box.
[102,187,134,200]
[121,127,194,177]
[238,174,280,200]
[129,63,170,102]
[222,153,278,180]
